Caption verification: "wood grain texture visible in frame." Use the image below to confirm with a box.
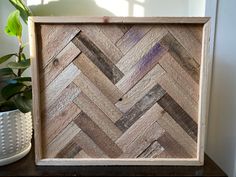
[30,19,210,166]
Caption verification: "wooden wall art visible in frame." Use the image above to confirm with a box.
[29,17,211,166]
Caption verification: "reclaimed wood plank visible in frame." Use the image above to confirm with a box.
[78,25,123,63]
[45,122,81,158]
[73,93,122,141]
[116,26,167,74]
[138,141,164,158]
[43,83,80,120]
[97,24,124,44]
[73,131,108,158]
[116,25,152,54]
[38,24,80,69]
[157,132,192,158]
[115,84,166,132]
[74,112,123,158]
[159,52,199,102]
[73,53,123,103]
[40,42,81,89]
[166,25,202,64]
[56,141,81,158]
[159,32,200,83]
[157,94,198,142]
[44,102,81,145]
[73,73,123,122]
[72,33,124,84]
[116,43,167,94]
[116,103,165,151]
[119,122,164,158]
[41,63,80,111]
[158,73,198,122]
[156,110,197,157]
[115,64,165,113]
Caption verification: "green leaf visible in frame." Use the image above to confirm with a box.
[23,89,32,100]
[0,53,16,64]
[1,83,25,100]
[9,0,32,24]
[5,10,22,38]
[5,77,31,84]
[0,100,17,112]
[14,94,31,113]
[0,68,14,76]
[7,59,30,69]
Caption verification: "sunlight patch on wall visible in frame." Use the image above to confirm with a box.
[27,0,59,6]
[133,3,144,16]
[95,0,129,16]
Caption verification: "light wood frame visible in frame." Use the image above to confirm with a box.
[28,17,211,166]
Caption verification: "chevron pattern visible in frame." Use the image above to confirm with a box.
[37,24,202,159]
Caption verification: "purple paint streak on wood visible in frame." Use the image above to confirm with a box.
[137,43,167,71]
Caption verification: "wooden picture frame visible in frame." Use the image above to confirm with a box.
[29,17,211,166]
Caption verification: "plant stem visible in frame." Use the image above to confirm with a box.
[17,37,23,77]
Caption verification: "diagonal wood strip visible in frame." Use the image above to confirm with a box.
[73,72,123,122]
[74,112,123,158]
[115,63,165,113]
[72,33,124,84]
[73,53,123,103]
[115,84,166,132]
[78,25,123,64]
[40,42,81,90]
[73,92,122,141]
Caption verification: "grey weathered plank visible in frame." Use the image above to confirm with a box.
[74,112,123,158]
[115,84,166,132]
[72,33,124,84]
[157,94,198,142]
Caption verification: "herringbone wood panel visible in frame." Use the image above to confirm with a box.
[37,24,202,159]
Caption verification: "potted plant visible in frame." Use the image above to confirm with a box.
[0,0,33,166]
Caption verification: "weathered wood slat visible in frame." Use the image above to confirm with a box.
[97,24,124,44]
[73,73,123,122]
[73,93,122,141]
[78,25,123,64]
[115,64,165,113]
[72,33,124,84]
[159,53,199,102]
[44,102,81,145]
[40,42,81,89]
[116,103,165,151]
[119,122,164,158]
[73,53,123,103]
[116,25,152,54]
[115,43,167,94]
[45,122,81,158]
[115,84,166,132]
[56,141,81,158]
[157,94,198,142]
[157,132,192,158]
[43,83,80,120]
[38,25,80,69]
[138,141,164,158]
[116,26,167,74]
[41,63,80,110]
[166,25,202,64]
[159,32,200,83]
[74,112,123,158]
[73,131,108,158]
[156,110,197,157]
[158,73,198,122]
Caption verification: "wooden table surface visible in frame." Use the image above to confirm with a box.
[0,142,227,177]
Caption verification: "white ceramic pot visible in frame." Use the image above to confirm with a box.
[0,109,32,166]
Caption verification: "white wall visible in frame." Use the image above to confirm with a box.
[205,0,236,177]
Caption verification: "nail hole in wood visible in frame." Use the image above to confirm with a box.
[53,59,59,66]
[119,98,123,101]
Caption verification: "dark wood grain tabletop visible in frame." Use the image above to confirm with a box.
[0,142,227,177]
